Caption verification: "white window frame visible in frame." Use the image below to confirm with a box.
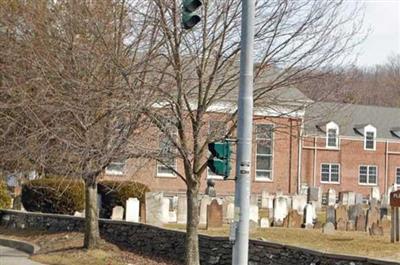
[255,124,274,182]
[207,120,226,180]
[358,165,378,185]
[396,167,400,185]
[105,162,125,176]
[320,163,340,184]
[326,122,339,149]
[364,125,376,151]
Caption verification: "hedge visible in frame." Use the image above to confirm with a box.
[98,180,149,218]
[22,178,149,216]
[22,178,85,215]
[0,181,12,209]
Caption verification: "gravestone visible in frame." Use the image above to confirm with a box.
[111,206,124,221]
[356,213,366,231]
[339,192,349,205]
[161,197,170,223]
[249,204,259,223]
[335,205,348,223]
[379,215,391,234]
[205,179,216,197]
[226,203,234,222]
[199,195,211,226]
[348,192,356,206]
[308,187,319,201]
[366,206,380,230]
[371,187,381,201]
[125,198,140,222]
[323,222,335,235]
[260,217,270,228]
[300,184,309,196]
[261,190,269,208]
[369,222,384,236]
[292,195,307,213]
[346,220,355,231]
[326,206,336,224]
[273,196,288,226]
[327,189,336,206]
[145,192,164,226]
[348,204,363,222]
[355,193,364,205]
[169,211,177,223]
[207,199,223,229]
[283,210,303,228]
[304,203,315,228]
[177,196,187,224]
[336,218,347,231]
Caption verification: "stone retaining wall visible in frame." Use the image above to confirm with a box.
[0,210,398,265]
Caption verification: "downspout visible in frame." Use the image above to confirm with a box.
[385,140,389,192]
[288,119,293,194]
[297,117,304,194]
[313,136,317,188]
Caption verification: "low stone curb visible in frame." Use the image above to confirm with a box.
[0,236,40,255]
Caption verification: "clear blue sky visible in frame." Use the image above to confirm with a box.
[355,0,400,67]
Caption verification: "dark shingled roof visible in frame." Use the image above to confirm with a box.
[304,102,400,140]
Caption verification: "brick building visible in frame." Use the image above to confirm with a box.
[103,89,400,198]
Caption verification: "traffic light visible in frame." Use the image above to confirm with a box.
[207,141,231,179]
[182,0,202,30]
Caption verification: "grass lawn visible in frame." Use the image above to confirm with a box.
[165,224,400,262]
[0,228,180,265]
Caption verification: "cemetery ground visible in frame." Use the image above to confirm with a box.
[0,228,179,265]
[165,224,400,262]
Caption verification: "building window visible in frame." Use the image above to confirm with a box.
[364,125,376,150]
[157,134,176,177]
[105,162,125,175]
[321,163,340,183]
[359,165,378,185]
[326,122,339,148]
[396,168,400,185]
[255,124,273,181]
[207,120,226,179]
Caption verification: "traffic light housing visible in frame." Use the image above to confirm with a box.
[182,0,202,30]
[208,141,231,179]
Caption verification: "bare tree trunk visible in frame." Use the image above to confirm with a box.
[84,177,100,249]
[185,182,200,265]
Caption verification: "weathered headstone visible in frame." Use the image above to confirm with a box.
[205,179,216,197]
[326,206,336,224]
[308,187,319,201]
[273,196,288,226]
[323,222,335,234]
[226,202,234,222]
[335,205,348,223]
[369,222,384,236]
[371,187,381,201]
[260,217,270,228]
[336,218,347,231]
[283,210,303,228]
[199,195,211,226]
[348,192,356,206]
[125,198,140,222]
[261,190,270,208]
[346,220,355,231]
[169,211,177,223]
[292,195,307,213]
[327,189,336,206]
[207,199,223,229]
[348,204,363,222]
[366,206,380,230]
[339,192,349,205]
[304,203,315,228]
[161,197,170,223]
[249,204,259,224]
[355,193,364,205]
[145,192,164,226]
[111,206,124,221]
[177,196,187,224]
[356,213,366,231]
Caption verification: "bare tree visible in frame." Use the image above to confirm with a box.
[136,0,365,264]
[0,0,161,249]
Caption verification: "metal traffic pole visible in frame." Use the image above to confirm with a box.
[232,0,255,264]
